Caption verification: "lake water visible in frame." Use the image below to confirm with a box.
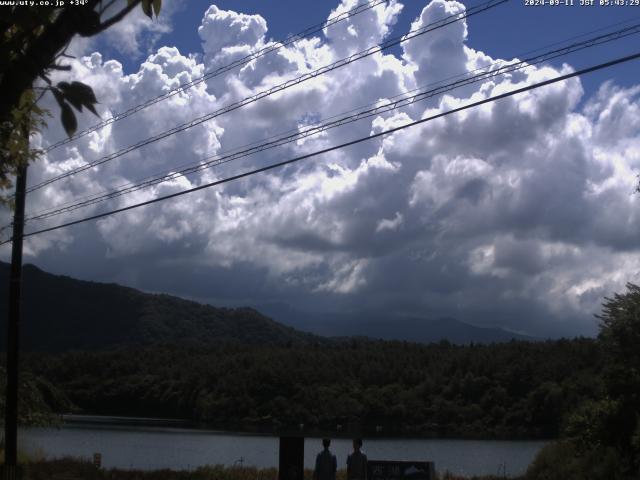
[19,421,547,478]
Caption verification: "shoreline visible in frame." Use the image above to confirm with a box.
[19,423,545,476]
[56,414,554,442]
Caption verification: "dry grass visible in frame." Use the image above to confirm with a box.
[1,458,523,480]
[438,473,518,480]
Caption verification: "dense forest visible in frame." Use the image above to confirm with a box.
[21,338,602,439]
[0,366,72,426]
[0,263,637,477]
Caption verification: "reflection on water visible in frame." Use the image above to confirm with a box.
[19,421,547,477]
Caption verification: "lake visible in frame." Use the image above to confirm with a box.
[19,419,547,478]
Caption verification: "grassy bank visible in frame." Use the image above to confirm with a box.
[3,458,522,480]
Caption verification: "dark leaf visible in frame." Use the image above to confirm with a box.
[69,82,98,104]
[60,103,77,138]
[141,0,152,19]
[58,82,83,112]
[52,88,65,109]
[64,95,83,112]
[152,0,161,17]
[77,9,101,37]
[84,102,99,117]
[57,81,99,117]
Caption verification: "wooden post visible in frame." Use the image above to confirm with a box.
[278,436,304,480]
[4,163,27,480]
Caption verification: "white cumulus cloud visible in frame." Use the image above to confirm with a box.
[2,0,640,338]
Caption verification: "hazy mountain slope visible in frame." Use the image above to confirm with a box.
[260,304,537,343]
[0,262,321,351]
[0,262,534,351]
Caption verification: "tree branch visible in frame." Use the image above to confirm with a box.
[47,64,72,71]
[99,0,120,15]
[0,1,142,124]
[86,0,142,36]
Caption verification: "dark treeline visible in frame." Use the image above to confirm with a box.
[22,338,602,439]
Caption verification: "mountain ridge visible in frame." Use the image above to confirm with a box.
[0,261,321,351]
[0,261,534,351]
[260,304,537,343]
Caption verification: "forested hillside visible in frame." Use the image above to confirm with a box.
[23,338,602,438]
[0,262,534,349]
[0,262,321,351]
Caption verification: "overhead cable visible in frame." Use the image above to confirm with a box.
[43,0,390,152]
[2,50,637,246]
[27,0,507,194]
[21,22,640,224]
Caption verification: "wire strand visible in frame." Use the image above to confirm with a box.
[26,0,507,195]
[21,22,640,224]
[38,13,640,220]
[3,50,637,246]
[43,0,390,152]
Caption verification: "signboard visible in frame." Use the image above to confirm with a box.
[367,460,436,480]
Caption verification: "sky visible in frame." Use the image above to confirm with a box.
[1,0,640,338]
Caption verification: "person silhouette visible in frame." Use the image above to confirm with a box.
[314,438,337,480]
[347,438,367,480]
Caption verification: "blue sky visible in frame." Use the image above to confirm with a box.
[106,0,640,97]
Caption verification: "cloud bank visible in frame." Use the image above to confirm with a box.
[3,0,640,337]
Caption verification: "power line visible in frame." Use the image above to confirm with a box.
[20,22,640,224]
[26,0,507,195]
[31,15,640,223]
[43,0,389,152]
[2,50,638,246]
[33,0,505,191]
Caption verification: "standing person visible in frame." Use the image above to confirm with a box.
[314,438,337,480]
[347,438,367,480]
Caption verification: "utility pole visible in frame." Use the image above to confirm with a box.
[4,157,27,480]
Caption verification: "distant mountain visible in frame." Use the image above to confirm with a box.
[0,262,321,352]
[259,304,537,344]
[355,316,537,343]
[0,262,534,352]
